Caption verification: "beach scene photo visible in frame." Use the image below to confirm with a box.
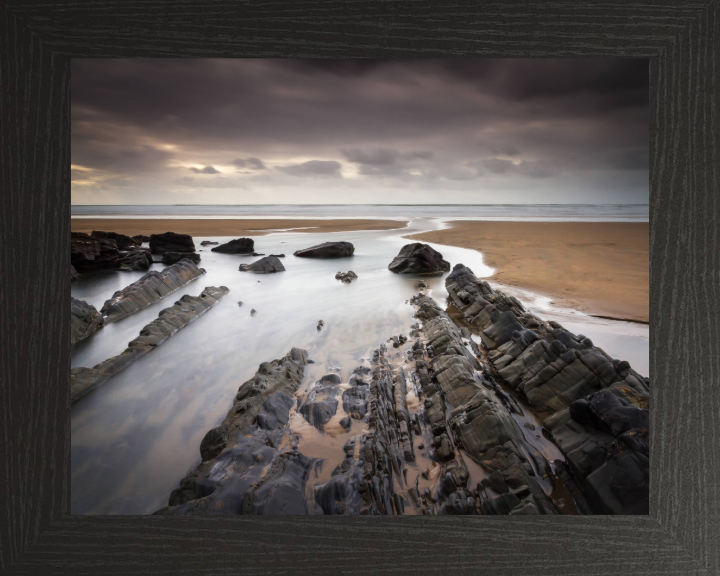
[71,59,649,516]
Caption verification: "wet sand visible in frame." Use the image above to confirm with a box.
[409,221,649,323]
[71,218,408,236]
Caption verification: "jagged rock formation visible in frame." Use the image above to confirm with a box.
[100,259,206,323]
[161,251,201,265]
[149,232,196,254]
[211,238,254,254]
[71,232,120,271]
[335,271,358,283]
[388,243,450,275]
[444,264,649,514]
[70,297,104,346]
[294,241,354,258]
[298,374,341,431]
[238,255,285,274]
[414,295,558,515]
[157,348,311,515]
[71,286,228,402]
[90,230,140,251]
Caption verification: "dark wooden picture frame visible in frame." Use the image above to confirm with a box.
[1,2,717,574]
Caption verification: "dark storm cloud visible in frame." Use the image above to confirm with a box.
[71,58,648,204]
[276,160,342,177]
[189,165,220,174]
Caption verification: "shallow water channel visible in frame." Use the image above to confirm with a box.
[71,218,648,514]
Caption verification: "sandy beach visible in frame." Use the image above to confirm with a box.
[408,221,649,323]
[71,218,408,237]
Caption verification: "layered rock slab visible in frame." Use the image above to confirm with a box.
[71,286,229,402]
[158,348,311,515]
[101,259,205,323]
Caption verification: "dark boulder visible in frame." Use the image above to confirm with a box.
[91,230,140,251]
[211,238,254,254]
[132,234,151,243]
[149,231,196,254]
[239,256,285,274]
[71,232,120,271]
[298,376,340,431]
[200,240,219,246]
[388,243,450,275]
[294,241,354,259]
[162,252,201,265]
[118,247,153,271]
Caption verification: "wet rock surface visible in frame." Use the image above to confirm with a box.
[118,247,153,271]
[239,255,285,274]
[444,264,650,514]
[388,243,451,275]
[211,238,254,254]
[157,348,311,515]
[91,230,140,251]
[149,231,196,254]
[294,241,355,259]
[71,286,229,402]
[101,259,206,322]
[71,297,104,346]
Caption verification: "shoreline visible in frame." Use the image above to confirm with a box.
[407,220,649,324]
[71,218,409,236]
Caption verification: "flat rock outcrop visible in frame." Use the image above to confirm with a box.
[71,286,228,402]
[91,230,140,251]
[211,238,254,254]
[149,232,196,254]
[239,255,285,274]
[388,243,450,275]
[294,241,354,259]
[71,297,104,346]
[157,348,311,515]
[161,252,201,265]
[100,259,206,323]
[71,232,120,271]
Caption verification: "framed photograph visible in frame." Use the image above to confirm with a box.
[2,2,717,574]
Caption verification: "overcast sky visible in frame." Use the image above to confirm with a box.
[71,59,648,205]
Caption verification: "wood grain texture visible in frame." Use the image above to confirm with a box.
[0,1,718,574]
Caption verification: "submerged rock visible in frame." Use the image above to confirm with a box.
[70,297,104,346]
[335,271,358,283]
[388,243,450,275]
[71,286,229,402]
[200,240,219,246]
[239,255,285,274]
[211,238,254,254]
[101,259,206,323]
[71,232,120,271]
[161,252,201,265]
[149,231,196,254]
[294,241,354,259]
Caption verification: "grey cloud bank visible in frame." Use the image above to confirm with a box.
[71,59,648,205]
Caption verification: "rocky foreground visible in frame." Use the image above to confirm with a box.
[158,264,648,515]
[71,286,229,402]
